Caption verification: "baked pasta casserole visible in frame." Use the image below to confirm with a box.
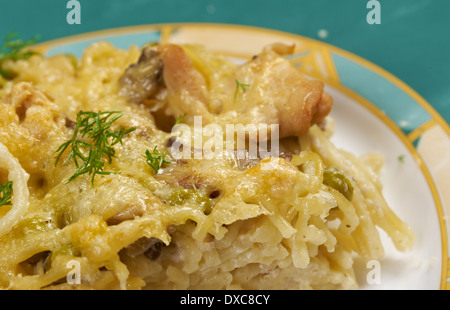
[0,37,414,289]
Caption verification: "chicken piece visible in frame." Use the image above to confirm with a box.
[222,43,333,138]
[158,44,214,123]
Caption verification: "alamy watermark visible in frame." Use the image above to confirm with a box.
[61,0,383,283]
[366,259,381,284]
[169,116,280,164]
[66,0,81,25]
[65,258,382,286]
[66,260,81,285]
[65,1,381,26]
[367,0,381,24]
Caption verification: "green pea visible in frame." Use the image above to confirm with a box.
[167,188,213,214]
[323,167,354,201]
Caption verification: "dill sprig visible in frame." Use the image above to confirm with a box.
[174,113,186,125]
[0,32,40,79]
[233,79,250,102]
[55,111,136,185]
[144,146,170,174]
[0,181,13,207]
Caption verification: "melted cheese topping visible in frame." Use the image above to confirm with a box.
[0,42,414,290]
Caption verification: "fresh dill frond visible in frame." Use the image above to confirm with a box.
[233,79,250,102]
[0,32,40,79]
[174,113,186,125]
[55,111,136,185]
[0,181,13,207]
[144,146,170,174]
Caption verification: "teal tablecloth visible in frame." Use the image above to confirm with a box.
[1,0,449,124]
